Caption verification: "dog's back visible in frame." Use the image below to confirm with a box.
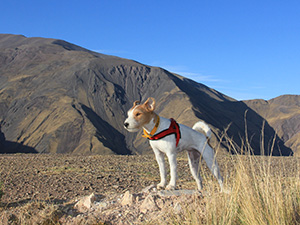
[192,121,212,139]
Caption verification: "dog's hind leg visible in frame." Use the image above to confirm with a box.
[187,149,203,191]
[200,145,224,191]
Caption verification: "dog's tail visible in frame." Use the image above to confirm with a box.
[192,121,212,139]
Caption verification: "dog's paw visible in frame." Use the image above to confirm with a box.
[165,184,176,191]
[157,183,166,190]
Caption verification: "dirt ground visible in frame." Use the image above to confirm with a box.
[0,154,199,204]
[0,153,299,224]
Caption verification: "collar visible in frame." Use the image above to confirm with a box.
[142,115,160,138]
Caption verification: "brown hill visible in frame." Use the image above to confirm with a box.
[0,34,293,156]
[244,95,300,156]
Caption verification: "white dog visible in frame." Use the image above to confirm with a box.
[124,97,224,191]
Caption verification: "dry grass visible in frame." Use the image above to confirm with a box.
[164,121,300,225]
[203,156,300,225]
[162,154,300,225]
[0,201,62,225]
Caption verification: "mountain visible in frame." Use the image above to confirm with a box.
[244,95,300,156]
[0,34,294,156]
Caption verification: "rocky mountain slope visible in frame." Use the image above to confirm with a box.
[0,34,294,156]
[244,95,300,156]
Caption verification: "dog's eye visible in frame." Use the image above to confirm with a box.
[135,112,141,117]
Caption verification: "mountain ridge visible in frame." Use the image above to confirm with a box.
[244,94,300,156]
[0,34,295,156]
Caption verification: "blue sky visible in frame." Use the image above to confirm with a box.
[1,0,300,100]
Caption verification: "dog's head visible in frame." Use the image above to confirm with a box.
[124,97,156,132]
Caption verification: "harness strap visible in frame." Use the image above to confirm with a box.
[143,118,181,147]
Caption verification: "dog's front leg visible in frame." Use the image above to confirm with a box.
[166,151,177,190]
[153,148,167,189]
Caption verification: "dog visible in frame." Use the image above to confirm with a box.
[124,97,224,191]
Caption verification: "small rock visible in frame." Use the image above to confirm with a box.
[140,195,159,213]
[173,202,182,214]
[158,189,199,197]
[121,191,135,206]
[74,193,96,212]
[97,201,108,209]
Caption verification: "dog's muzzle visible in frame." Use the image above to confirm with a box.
[123,121,139,132]
[124,122,129,129]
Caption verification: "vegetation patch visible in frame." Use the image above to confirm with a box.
[41,166,85,175]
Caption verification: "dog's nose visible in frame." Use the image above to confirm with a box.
[124,122,129,128]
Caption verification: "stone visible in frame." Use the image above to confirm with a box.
[140,195,159,213]
[173,202,182,214]
[74,193,96,212]
[157,189,199,197]
[97,201,108,209]
[121,191,135,206]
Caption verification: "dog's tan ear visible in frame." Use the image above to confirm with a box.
[144,97,156,112]
[133,100,140,107]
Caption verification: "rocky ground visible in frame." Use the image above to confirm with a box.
[0,153,299,224]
